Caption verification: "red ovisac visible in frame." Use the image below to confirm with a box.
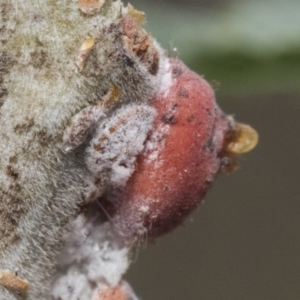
[109,58,258,240]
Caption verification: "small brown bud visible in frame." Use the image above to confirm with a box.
[0,270,29,294]
[75,37,95,71]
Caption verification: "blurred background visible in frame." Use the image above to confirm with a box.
[124,0,300,299]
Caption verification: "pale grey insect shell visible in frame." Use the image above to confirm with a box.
[85,104,156,199]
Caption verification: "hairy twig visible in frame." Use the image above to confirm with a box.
[0,1,258,299]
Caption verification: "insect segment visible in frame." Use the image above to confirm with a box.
[100,58,259,241]
[84,103,156,202]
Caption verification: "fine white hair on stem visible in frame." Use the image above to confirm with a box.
[0,0,168,298]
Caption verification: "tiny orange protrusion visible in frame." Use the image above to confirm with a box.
[226,123,259,154]
[79,0,105,15]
